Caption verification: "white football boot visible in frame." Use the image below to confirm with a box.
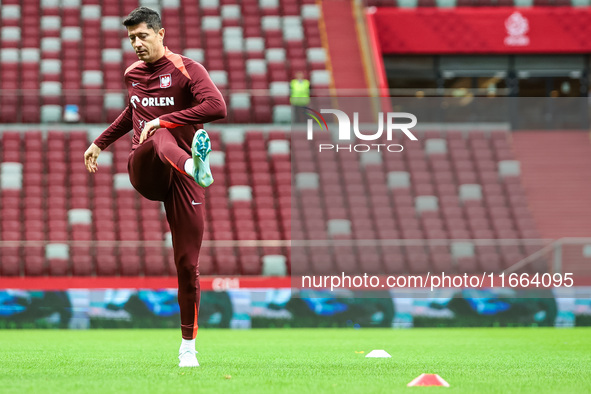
[191,129,214,188]
[178,349,199,367]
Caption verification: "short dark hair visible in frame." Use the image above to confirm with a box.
[122,7,162,31]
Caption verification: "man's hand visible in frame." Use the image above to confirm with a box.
[139,118,161,144]
[84,143,102,173]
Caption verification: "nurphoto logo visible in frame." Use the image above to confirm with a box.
[305,107,418,153]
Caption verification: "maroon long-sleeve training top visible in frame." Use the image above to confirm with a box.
[94,47,226,152]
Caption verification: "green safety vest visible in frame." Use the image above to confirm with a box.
[290,79,310,106]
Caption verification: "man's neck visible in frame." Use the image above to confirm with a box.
[146,47,167,64]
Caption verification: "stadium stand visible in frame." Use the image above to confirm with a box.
[363,0,573,6]
[0,0,326,124]
[0,125,544,277]
[0,127,293,277]
[291,128,542,275]
[0,1,553,279]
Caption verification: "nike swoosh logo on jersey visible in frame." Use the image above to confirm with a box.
[191,201,202,205]
[132,82,140,86]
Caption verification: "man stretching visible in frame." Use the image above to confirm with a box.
[84,7,226,367]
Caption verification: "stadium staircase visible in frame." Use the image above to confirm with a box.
[320,0,369,96]
[512,131,591,239]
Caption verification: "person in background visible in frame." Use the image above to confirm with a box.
[290,71,310,123]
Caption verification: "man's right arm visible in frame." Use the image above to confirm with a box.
[84,105,133,173]
[93,105,133,150]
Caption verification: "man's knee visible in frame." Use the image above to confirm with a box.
[128,142,172,201]
[176,259,200,285]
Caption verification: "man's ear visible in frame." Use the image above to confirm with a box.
[158,28,165,41]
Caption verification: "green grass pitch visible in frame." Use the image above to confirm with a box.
[1,328,590,393]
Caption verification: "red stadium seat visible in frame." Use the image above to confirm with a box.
[96,255,118,276]
[24,248,45,276]
[216,254,240,275]
[71,250,94,276]
[240,255,261,275]
[48,258,69,276]
[0,246,21,276]
[144,247,166,276]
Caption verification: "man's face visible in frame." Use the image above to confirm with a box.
[127,22,165,63]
